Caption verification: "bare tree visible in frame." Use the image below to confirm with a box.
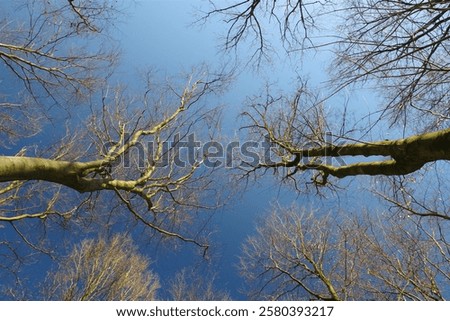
[0,0,229,289]
[0,71,226,249]
[203,0,331,62]
[333,0,450,129]
[241,84,450,189]
[209,0,450,124]
[43,234,160,300]
[358,216,449,300]
[168,268,231,301]
[240,206,450,300]
[208,1,450,301]
[0,0,119,146]
[219,0,450,225]
[240,207,343,300]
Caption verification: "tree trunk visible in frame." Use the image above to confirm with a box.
[0,156,103,192]
[276,128,450,179]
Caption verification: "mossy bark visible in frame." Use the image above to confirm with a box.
[0,156,105,192]
[284,128,450,178]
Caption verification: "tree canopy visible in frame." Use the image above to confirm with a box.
[210,0,450,221]
[0,0,449,301]
[0,1,226,295]
[212,0,450,300]
[43,234,160,301]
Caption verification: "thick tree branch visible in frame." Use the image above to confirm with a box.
[257,127,450,182]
